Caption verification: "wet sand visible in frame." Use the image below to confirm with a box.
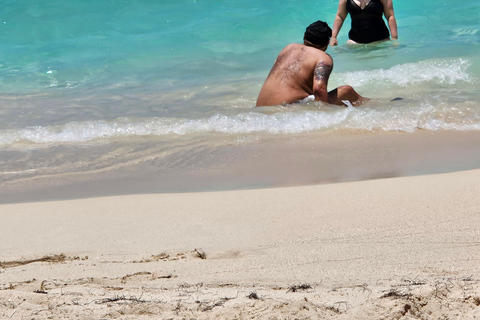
[2,130,480,204]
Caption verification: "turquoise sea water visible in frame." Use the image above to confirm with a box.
[1,0,479,201]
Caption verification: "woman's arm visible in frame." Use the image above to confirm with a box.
[382,0,398,39]
[330,0,348,46]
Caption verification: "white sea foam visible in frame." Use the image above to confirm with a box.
[0,110,350,145]
[2,101,480,146]
[336,58,473,88]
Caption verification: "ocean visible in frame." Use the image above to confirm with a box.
[1,0,479,203]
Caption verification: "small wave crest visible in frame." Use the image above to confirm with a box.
[336,58,474,88]
[0,110,350,145]
[2,102,480,146]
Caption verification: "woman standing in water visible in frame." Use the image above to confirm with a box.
[330,0,398,45]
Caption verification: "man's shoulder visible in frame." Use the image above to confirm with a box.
[281,43,303,51]
[278,43,333,65]
[286,43,303,48]
[282,43,330,55]
[302,47,332,64]
[312,50,333,64]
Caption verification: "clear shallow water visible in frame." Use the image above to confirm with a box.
[1,0,480,200]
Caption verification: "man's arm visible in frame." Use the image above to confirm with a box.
[312,58,333,103]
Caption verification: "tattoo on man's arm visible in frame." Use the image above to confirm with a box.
[314,62,332,81]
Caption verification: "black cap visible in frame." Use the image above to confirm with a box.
[304,21,332,46]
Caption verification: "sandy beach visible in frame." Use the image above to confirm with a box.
[1,168,480,319]
[1,0,479,318]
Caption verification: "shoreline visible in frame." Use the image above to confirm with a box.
[2,129,480,204]
[1,168,480,318]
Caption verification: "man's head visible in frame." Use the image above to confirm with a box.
[304,21,332,49]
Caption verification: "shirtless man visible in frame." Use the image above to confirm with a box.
[256,21,369,107]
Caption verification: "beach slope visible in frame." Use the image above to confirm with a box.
[1,169,480,319]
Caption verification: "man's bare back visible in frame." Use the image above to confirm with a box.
[256,21,369,107]
[256,43,333,106]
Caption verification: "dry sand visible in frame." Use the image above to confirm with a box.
[1,169,480,319]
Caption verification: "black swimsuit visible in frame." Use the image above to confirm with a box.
[346,0,390,43]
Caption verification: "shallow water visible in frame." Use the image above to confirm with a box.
[1,0,479,202]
